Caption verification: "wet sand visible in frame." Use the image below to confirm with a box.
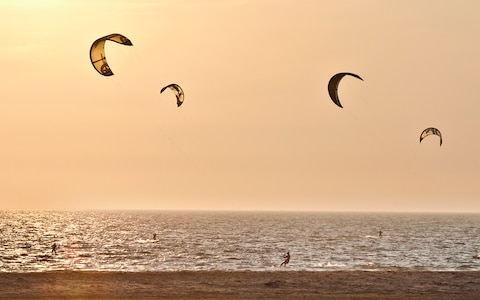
[0,270,479,299]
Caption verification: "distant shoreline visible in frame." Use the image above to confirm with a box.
[3,209,480,214]
[1,270,479,299]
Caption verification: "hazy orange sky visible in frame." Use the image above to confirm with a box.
[1,0,479,212]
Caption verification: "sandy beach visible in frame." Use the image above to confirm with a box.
[0,270,478,299]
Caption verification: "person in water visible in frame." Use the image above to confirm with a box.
[379,230,383,237]
[280,251,290,267]
[51,243,57,255]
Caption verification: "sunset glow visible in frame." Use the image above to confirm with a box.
[1,1,480,212]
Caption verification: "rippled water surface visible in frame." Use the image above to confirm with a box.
[1,210,480,272]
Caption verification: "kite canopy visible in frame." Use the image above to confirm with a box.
[160,84,184,107]
[420,127,442,146]
[89,33,133,76]
[328,72,363,108]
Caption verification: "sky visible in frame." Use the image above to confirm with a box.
[1,0,480,212]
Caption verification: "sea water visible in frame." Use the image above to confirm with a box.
[0,210,479,272]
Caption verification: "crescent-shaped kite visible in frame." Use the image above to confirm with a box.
[328,72,363,108]
[89,33,133,76]
[160,84,184,107]
[420,127,442,146]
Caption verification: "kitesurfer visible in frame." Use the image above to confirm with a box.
[280,251,290,267]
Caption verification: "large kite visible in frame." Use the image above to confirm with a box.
[89,33,133,76]
[328,72,363,108]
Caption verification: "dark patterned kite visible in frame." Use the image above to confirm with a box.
[420,127,442,146]
[328,72,363,108]
[160,84,184,107]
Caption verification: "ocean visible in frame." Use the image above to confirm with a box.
[1,210,479,272]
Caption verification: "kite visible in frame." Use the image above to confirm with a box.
[89,33,133,76]
[160,84,184,107]
[328,72,363,108]
[420,127,442,146]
